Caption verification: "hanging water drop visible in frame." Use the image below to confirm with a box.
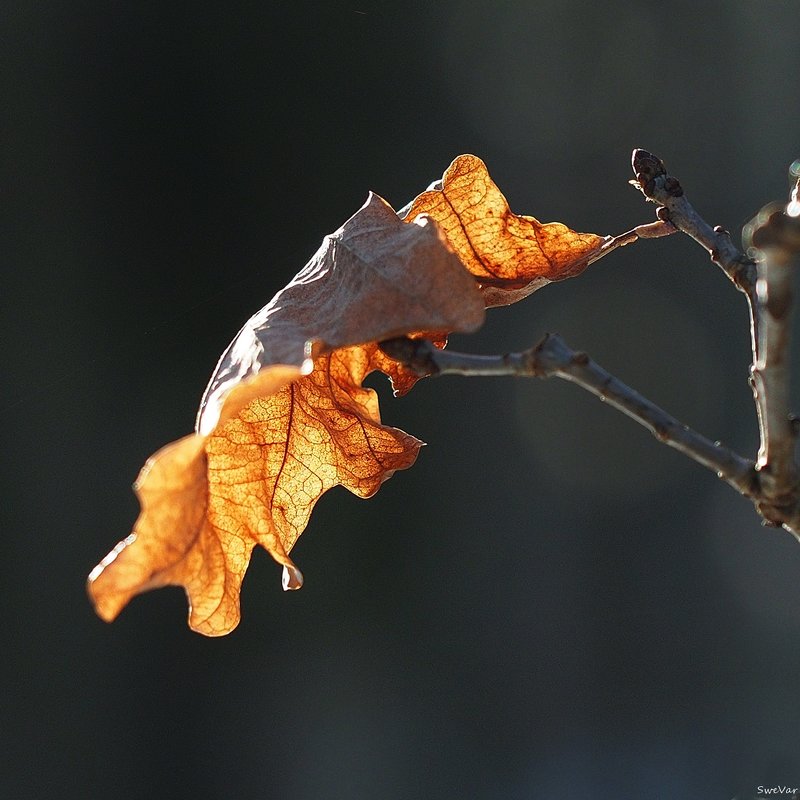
[282,563,304,591]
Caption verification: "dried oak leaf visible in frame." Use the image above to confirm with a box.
[88,193,485,636]
[401,154,608,307]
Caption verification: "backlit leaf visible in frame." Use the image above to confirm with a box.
[402,154,608,306]
[88,193,484,635]
[88,156,616,636]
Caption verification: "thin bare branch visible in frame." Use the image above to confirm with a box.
[629,151,763,434]
[379,334,756,498]
[629,149,757,295]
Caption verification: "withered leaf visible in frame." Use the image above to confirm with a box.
[88,193,485,636]
[198,193,485,430]
[89,155,618,637]
[402,154,608,306]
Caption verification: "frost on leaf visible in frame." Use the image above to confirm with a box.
[88,193,485,635]
[402,154,608,306]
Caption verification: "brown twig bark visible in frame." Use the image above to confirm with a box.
[629,151,800,534]
[629,151,773,455]
[379,334,757,498]
[630,149,769,435]
[630,149,757,295]
[742,190,800,520]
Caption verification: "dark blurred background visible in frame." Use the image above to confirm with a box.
[3,1,800,798]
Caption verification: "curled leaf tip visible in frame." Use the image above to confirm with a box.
[403,154,606,306]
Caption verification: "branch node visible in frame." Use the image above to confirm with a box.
[378,337,439,377]
[663,176,684,197]
[571,351,590,366]
[653,425,669,443]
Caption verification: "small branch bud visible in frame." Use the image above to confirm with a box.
[631,149,667,184]
[629,148,756,294]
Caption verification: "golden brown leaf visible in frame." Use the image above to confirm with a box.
[204,347,422,612]
[89,370,302,636]
[402,154,608,306]
[88,193,485,635]
[88,157,614,636]
[197,192,485,428]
